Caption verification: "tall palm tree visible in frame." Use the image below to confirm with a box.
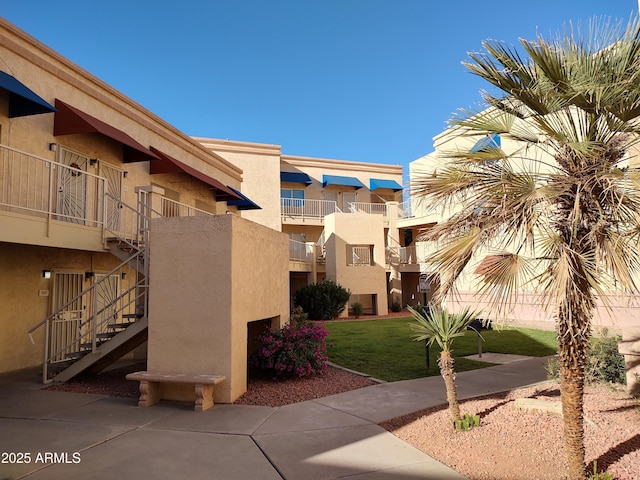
[412,17,640,480]
[408,304,479,422]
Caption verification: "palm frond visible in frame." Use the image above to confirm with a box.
[408,305,480,352]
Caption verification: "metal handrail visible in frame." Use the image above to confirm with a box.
[159,197,213,217]
[29,193,151,383]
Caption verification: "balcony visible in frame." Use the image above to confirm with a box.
[288,239,315,272]
[281,198,341,224]
[288,239,313,262]
[0,143,218,251]
[0,144,107,250]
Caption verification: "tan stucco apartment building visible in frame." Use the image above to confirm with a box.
[1,18,436,403]
[197,138,433,316]
[0,18,289,403]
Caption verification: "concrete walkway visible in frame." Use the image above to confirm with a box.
[0,356,553,480]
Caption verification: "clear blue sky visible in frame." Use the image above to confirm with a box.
[3,1,638,171]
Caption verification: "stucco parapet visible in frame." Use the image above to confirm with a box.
[282,155,402,175]
[195,137,282,157]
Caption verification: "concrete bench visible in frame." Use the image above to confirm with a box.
[126,371,226,412]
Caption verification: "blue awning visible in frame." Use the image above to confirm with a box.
[322,175,365,189]
[370,178,403,192]
[226,186,261,210]
[280,171,312,185]
[470,134,501,153]
[0,71,57,118]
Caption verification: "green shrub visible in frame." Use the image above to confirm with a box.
[390,297,402,312]
[294,280,351,320]
[587,335,626,384]
[351,302,364,318]
[545,334,626,385]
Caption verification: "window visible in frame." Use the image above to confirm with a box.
[281,189,304,207]
[347,244,374,266]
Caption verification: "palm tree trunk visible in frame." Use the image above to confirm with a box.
[439,351,461,421]
[557,286,592,480]
[560,360,587,480]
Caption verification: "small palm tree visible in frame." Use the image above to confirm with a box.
[408,304,479,422]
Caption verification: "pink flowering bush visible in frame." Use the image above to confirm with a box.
[252,308,330,379]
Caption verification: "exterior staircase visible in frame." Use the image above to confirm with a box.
[28,194,152,383]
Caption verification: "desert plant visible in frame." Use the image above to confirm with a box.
[294,280,351,320]
[546,335,626,386]
[451,412,481,431]
[411,17,640,479]
[351,302,364,318]
[588,461,615,480]
[409,304,480,422]
[252,310,330,379]
[587,335,626,385]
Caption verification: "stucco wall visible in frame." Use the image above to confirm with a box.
[147,214,289,403]
[196,138,283,232]
[0,242,121,374]
[324,212,389,316]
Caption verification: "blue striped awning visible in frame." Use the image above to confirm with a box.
[470,134,501,153]
[322,175,365,189]
[0,71,57,118]
[370,178,403,192]
[226,186,261,210]
[280,171,312,185]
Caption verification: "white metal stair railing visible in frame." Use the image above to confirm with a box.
[385,235,420,266]
[316,230,326,264]
[27,254,148,383]
[28,194,152,383]
[385,235,402,266]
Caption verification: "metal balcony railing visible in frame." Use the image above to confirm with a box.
[289,239,314,263]
[281,198,341,221]
[159,197,212,218]
[348,202,389,217]
[0,144,107,228]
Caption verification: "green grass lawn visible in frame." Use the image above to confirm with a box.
[325,317,558,382]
